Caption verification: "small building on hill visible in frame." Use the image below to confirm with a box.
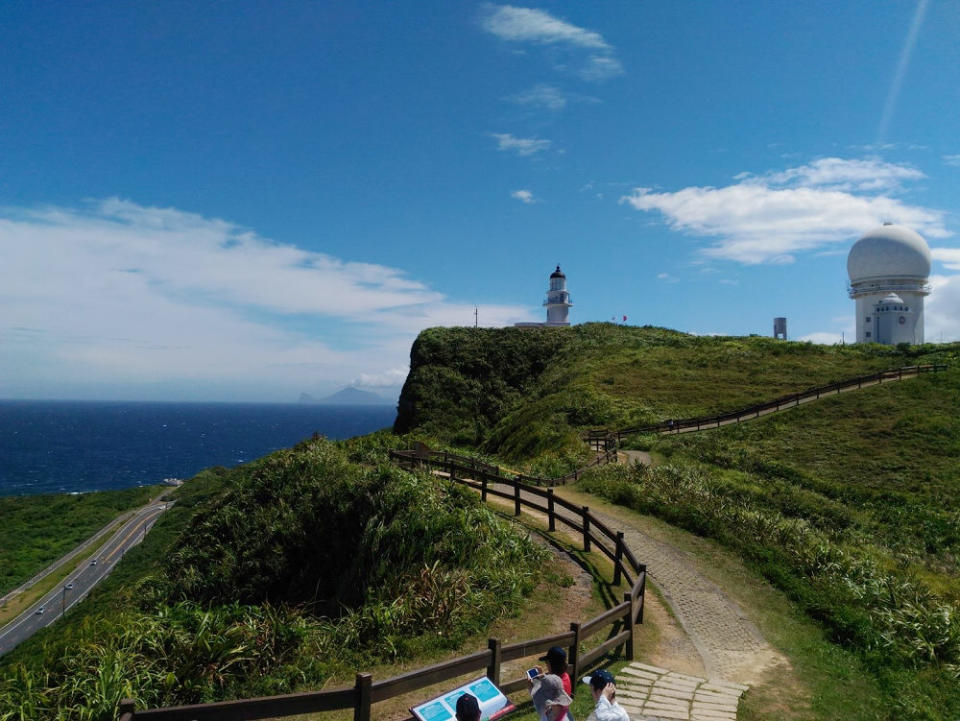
[515,265,573,327]
[847,224,930,345]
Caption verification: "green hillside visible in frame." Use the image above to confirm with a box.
[396,323,960,720]
[0,435,548,720]
[396,323,952,463]
[0,486,158,597]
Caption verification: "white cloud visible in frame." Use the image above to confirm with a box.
[932,247,960,270]
[926,274,960,342]
[761,157,924,192]
[797,332,845,345]
[579,54,624,81]
[490,132,551,156]
[877,0,928,143]
[656,272,678,283]
[621,157,949,265]
[481,5,609,48]
[481,5,623,81]
[349,367,409,388]
[511,189,536,203]
[943,154,960,167]
[0,200,537,400]
[508,84,567,110]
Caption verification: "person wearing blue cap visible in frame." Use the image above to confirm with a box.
[582,669,629,721]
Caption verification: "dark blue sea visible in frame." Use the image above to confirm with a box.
[0,401,397,496]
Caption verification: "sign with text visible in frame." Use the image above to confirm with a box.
[411,676,514,721]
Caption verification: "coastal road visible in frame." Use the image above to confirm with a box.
[0,501,170,657]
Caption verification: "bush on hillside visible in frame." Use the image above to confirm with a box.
[0,438,548,720]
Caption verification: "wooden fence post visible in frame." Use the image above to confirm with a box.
[481,474,488,502]
[582,507,591,552]
[613,532,625,586]
[487,638,502,684]
[548,489,556,532]
[569,622,582,682]
[623,591,635,661]
[355,672,372,721]
[637,565,646,624]
[118,699,135,721]
[514,478,522,516]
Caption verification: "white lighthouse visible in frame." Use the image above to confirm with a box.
[544,265,573,326]
[515,265,573,327]
[847,224,930,344]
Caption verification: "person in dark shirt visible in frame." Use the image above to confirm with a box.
[456,694,481,721]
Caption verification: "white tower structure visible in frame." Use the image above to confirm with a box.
[544,265,573,326]
[847,224,930,344]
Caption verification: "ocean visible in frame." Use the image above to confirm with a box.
[0,400,397,496]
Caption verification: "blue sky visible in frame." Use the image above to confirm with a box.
[2,2,959,401]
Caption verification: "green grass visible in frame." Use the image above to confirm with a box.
[0,486,159,597]
[0,438,554,720]
[396,323,956,466]
[394,324,960,718]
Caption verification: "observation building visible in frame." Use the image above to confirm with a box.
[847,224,931,345]
[515,265,573,328]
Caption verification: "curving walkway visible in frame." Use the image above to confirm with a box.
[585,504,784,685]
[470,477,785,688]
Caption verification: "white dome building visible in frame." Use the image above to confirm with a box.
[847,224,930,344]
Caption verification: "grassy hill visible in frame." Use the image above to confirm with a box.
[396,323,953,464]
[0,434,549,720]
[396,323,960,720]
[0,486,158,597]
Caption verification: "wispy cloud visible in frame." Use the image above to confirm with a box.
[0,199,536,400]
[507,83,568,110]
[481,5,609,48]
[348,367,409,388]
[757,157,925,192]
[490,132,551,156]
[926,274,960,342]
[943,154,960,167]
[510,189,536,203]
[579,55,624,81]
[797,332,844,345]
[621,157,948,264]
[481,5,623,81]
[878,0,929,142]
[932,247,960,270]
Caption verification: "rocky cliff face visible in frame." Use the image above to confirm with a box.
[393,326,569,444]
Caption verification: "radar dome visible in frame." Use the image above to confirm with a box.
[847,224,931,283]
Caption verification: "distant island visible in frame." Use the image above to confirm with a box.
[299,387,392,405]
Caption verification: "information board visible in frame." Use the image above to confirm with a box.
[410,676,514,721]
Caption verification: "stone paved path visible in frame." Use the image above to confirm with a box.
[583,505,784,684]
[614,662,748,721]
[472,478,786,686]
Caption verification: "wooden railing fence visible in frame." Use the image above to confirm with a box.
[118,459,646,721]
[388,447,618,489]
[118,363,947,720]
[589,363,946,443]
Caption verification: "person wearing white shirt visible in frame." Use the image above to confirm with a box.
[582,669,629,721]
